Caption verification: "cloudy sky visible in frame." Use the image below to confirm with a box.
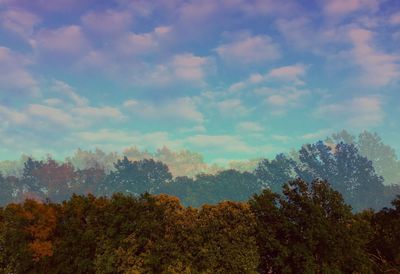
[0,0,399,163]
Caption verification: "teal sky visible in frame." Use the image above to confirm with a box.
[0,0,399,164]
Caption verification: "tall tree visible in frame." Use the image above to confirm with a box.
[250,179,373,273]
[255,153,297,193]
[100,157,172,196]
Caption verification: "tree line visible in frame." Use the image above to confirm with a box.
[1,179,400,273]
[1,137,399,211]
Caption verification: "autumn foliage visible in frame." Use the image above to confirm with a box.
[1,179,400,273]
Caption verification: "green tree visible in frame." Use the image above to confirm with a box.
[101,157,172,196]
[250,179,373,273]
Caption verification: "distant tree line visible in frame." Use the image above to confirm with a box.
[1,180,400,273]
[1,134,399,211]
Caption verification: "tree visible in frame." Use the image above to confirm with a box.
[32,158,76,202]
[0,174,15,205]
[255,153,297,193]
[250,179,373,273]
[296,141,385,211]
[369,196,400,272]
[357,131,400,185]
[100,157,172,196]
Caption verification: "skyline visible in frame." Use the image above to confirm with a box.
[0,0,400,164]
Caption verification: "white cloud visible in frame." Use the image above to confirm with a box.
[28,104,75,127]
[261,86,309,108]
[316,96,384,128]
[185,134,255,153]
[228,81,246,93]
[347,27,399,87]
[268,64,307,85]
[301,129,331,140]
[124,97,204,124]
[72,106,124,120]
[52,80,88,106]
[0,105,29,125]
[0,47,39,96]
[216,99,248,116]
[271,135,292,142]
[236,121,264,132]
[228,63,308,93]
[75,129,181,151]
[215,33,280,64]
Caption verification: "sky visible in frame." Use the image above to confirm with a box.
[0,0,399,164]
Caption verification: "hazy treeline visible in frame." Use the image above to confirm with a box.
[2,130,398,182]
[0,131,399,211]
[1,179,400,273]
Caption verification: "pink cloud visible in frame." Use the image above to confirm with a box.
[117,32,158,55]
[172,53,214,82]
[322,0,379,16]
[0,47,39,95]
[268,64,307,85]
[123,97,204,124]
[216,33,280,64]
[389,12,400,25]
[81,9,132,35]
[0,0,95,12]
[348,28,399,87]
[0,9,40,38]
[34,25,90,55]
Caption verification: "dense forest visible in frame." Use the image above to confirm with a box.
[1,180,400,273]
[1,130,400,273]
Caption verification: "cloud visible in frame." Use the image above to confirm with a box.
[0,47,39,96]
[28,104,76,126]
[113,25,171,57]
[117,32,159,56]
[316,96,384,128]
[271,135,292,142]
[267,64,308,85]
[389,12,400,25]
[75,129,181,151]
[72,106,124,121]
[172,53,214,82]
[301,129,331,140]
[276,17,313,50]
[215,33,280,64]
[34,25,89,55]
[236,121,264,132]
[0,8,40,38]
[255,86,310,115]
[322,0,379,16]
[228,63,308,93]
[81,9,132,34]
[347,27,399,87]
[216,99,248,117]
[51,80,88,106]
[123,97,204,124]
[137,53,214,86]
[0,0,96,12]
[230,0,298,16]
[0,105,29,125]
[185,134,255,153]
